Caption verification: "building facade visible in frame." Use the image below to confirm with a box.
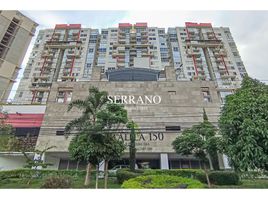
[14,22,246,105]
[0,10,38,102]
[2,21,247,170]
[35,66,226,170]
[0,105,45,170]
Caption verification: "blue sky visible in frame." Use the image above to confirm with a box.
[8,10,268,100]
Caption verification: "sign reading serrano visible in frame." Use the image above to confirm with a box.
[108,95,162,105]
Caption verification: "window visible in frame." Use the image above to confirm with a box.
[56,89,73,103]
[98,48,106,52]
[168,91,176,95]
[201,87,212,102]
[56,130,65,135]
[18,92,23,97]
[90,35,98,39]
[233,52,239,56]
[160,48,168,52]
[173,47,179,52]
[236,62,243,66]
[165,126,181,131]
[161,58,169,62]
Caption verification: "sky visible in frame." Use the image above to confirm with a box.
[9,10,268,99]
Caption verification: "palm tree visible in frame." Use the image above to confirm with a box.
[65,86,109,186]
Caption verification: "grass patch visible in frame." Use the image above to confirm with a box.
[0,176,120,189]
[212,179,268,189]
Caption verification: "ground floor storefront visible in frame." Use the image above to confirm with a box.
[0,151,231,171]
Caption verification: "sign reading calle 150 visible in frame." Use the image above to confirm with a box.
[117,132,164,142]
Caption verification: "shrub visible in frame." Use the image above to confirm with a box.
[116,169,206,184]
[0,169,87,180]
[41,176,73,188]
[142,169,240,186]
[117,168,232,188]
[116,169,144,184]
[208,171,240,185]
[121,175,205,189]
[143,169,205,180]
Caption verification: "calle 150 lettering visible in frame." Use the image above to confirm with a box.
[118,133,164,141]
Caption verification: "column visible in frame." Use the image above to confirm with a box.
[99,160,105,171]
[222,154,232,169]
[160,153,169,169]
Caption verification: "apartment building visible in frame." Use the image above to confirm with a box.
[0,10,37,102]
[3,21,247,170]
[14,22,247,105]
[168,22,247,101]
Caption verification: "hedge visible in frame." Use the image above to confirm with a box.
[143,169,205,179]
[116,169,240,186]
[41,176,73,188]
[121,175,205,189]
[116,169,144,184]
[0,169,88,180]
[209,171,240,185]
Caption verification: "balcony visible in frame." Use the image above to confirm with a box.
[64,64,72,69]
[66,59,73,64]
[41,51,54,58]
[45,40,81,49]
[30,86,50,92]
[220,73,236,79]
[61,75,75,80]
[112,52,125,58]
[186,39,223,48]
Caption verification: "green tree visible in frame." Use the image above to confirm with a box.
[65,87,109,186]
[22,146,55,184]
[66,87,128,188]
[69,132,105,188]
[126,121,139,171]
[94,103,128,188]
[0,106,13,135]
[219,76,268,172]
[0,106,15,151]
[172,109,221,187]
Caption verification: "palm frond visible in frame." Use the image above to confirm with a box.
[67,99,87,112]
[65,115,91,134]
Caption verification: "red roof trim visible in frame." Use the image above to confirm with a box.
[185,22,212,28]
[134,23,148,27]
[3,114,44,128]
[119,23,132,28]
[134,22,148,27]
[55,24,81,29]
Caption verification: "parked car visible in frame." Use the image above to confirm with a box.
[108,165,130,175]
[98,164,139,178]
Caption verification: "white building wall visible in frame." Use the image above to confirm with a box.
[0,154,33,171]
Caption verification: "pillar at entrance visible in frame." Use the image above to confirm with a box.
[99,160,105,171]
[222,154,232,169]
[160,153,169,169]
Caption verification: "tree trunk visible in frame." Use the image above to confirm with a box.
[84,163,92,186]
[95,164,99,189]
[207,154,214,170]
[129,124,136,171]
[104,160,109,189]
[204,164,211,188]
